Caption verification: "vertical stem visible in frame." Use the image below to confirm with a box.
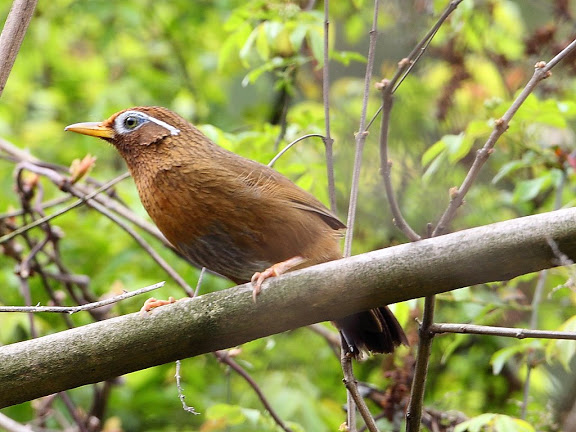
[343,0,380,258]
[323,0,336,213]
[341,2,381,431]
[406,296,435,432]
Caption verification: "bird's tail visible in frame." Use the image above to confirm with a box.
[335,306,408,358]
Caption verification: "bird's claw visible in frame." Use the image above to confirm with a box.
[250,256,306,302]
[140,296,176,313]
[251,268,278,302]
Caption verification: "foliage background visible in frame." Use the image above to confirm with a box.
[1,0,576,431]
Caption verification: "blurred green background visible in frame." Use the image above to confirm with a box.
[2,0,576,431]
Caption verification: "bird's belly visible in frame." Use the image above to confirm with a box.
[174,232,271,283]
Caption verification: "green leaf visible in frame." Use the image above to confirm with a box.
[422,139,447,166]
[289,23,308,51]
[306,24,324,67]
[444,133,471,163]
[512,175,550,203]
[239,27,259,66]
[422,151,446,183]
[205,403,247,426]
[491,342,538,375]
[454,413,497,432]
[256,23,271,60]
[494,415,534,432]
[330,50,367,66]
[546,315,576,370]
[455,413,535,432]
[492,160,526,184]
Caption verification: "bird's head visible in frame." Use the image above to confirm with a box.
[65,106,185,154]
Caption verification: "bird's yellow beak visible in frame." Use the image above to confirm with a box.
[65,122,114,139]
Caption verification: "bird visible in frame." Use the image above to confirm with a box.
[65,106,407,357]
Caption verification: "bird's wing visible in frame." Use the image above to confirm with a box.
[234,158,346,231]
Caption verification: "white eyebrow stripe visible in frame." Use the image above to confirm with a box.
[123,110,181,136]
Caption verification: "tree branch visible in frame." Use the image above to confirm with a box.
[2,207,576,407]
[0,0,38,97]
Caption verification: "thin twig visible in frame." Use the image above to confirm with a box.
[0,413,33,432]
[430,323,576,340]
[58,392,88,432]
[267,134,326,167]
[0,0,38,96]
[0,195,73,219]
[343,0,380,259]
[175,360,200,414]
[388,0,464,94]
[406,296,435,432]
[0,138,174,250]
[7,162,194,295]
[0,171,131,244]
[432,47,576,236]
[214,350,293,432]
[377,80,421,241]
[0,281,165,313]
[193,267,206,297]
[341,2,382,431]
[365,0,464,132]
[341,346,379,432]
[323,0,336,212]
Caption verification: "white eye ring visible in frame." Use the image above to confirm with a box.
[114,111,180,136]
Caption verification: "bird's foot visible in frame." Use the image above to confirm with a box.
[140,296,176,313]
[250,256,307,302]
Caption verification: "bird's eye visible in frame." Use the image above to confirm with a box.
[123,115,140,130]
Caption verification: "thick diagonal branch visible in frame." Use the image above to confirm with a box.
[1,208,576,408]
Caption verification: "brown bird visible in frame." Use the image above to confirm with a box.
[65,106,407,357]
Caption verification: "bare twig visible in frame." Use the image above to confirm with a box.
[375,0,465,242]
[343,0,379,258]
[432,47,576,236]
[0,0,38,96]
[341,345,379,432]
[341,2,382,430]
[58,391,88,432]
[214,350,293,432]
[193,267,206,297]
[175,360,200,414]
[430,323,576,340]
[388,0,464,94]
[5,161,194,295]
[0,413,32,432]
[0,195,73,219]
[0,171,130,245]
[406,295,435,432]
[365,0,464,132]
[0,281,165,313]
[267,134,326,167]
[377,80,421,242]
[323,0,336,212]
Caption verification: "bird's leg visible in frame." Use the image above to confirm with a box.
[140,296,176,313]
[251,256,307,301]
